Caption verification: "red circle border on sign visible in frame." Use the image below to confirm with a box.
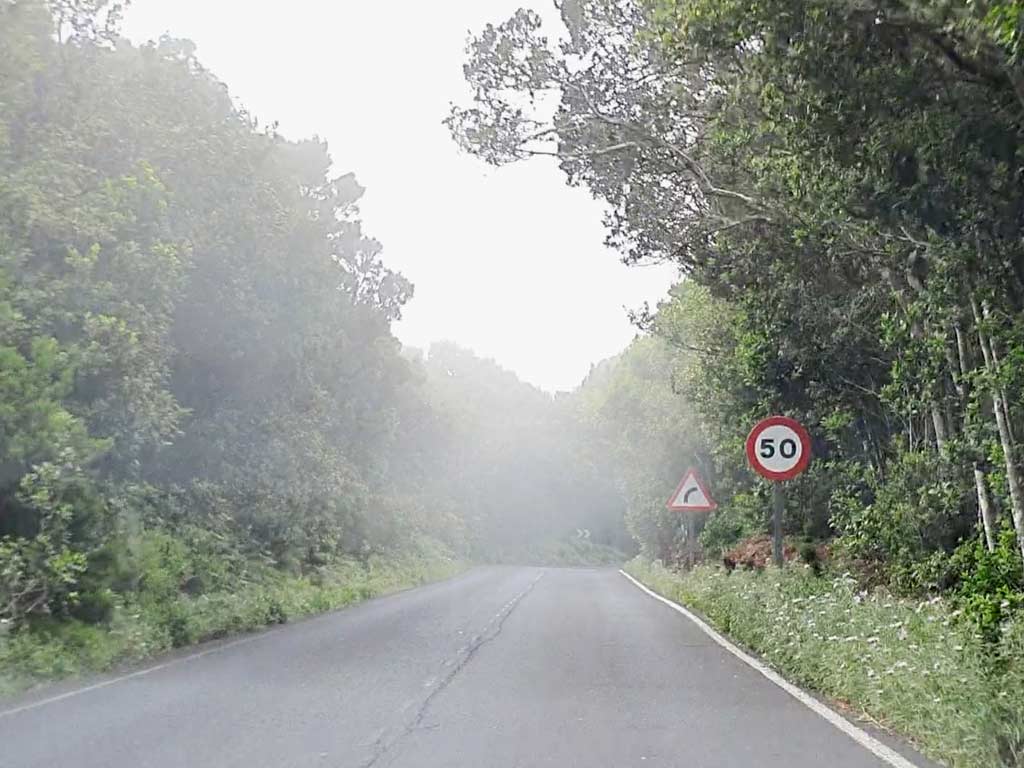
[745,416,812,481]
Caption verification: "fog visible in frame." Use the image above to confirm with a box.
[122,0,676,394]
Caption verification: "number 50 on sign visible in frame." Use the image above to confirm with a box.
[745,416,811,481]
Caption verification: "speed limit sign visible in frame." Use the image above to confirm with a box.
[746,416,811,481]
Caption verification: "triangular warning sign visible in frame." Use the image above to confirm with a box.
[666,468,717,512]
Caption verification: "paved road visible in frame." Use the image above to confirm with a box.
[0,567,931,768]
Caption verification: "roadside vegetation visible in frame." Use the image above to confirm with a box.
[1,547,462,698]
[626,559,1023,768]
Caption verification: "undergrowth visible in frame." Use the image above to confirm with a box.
[0,552,463,698]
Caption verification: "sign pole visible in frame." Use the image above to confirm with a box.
[687,516,696,569]
[681,516,690,570]
[772,481,784,567]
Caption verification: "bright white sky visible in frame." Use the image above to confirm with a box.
[123,0,677,392]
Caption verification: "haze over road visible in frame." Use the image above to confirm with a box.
[0,568,932,768]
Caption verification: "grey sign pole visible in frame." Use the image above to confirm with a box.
[687,515,696,570]
[772,482,784,567]
[680,516,691,570]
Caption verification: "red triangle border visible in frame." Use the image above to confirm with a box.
[666,467,718,512]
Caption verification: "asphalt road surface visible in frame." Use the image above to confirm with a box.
[0,567,934,768]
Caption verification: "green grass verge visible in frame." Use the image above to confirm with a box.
[0,553,464,699]
[624,557,1024,768]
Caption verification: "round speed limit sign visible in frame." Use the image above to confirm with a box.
[746,416,812,481]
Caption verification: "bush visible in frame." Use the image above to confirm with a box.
[0,462,105,626]
[798,541,823,576]
[952,524,1024,644]
[830,449,974,593]
[699,490,765,555]
[69,589,115,625]
[0,547,464,697]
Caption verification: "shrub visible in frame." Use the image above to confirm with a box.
[699,490,765,555]
[830,449,975,593]
[827,450,970,577]
[1,546,464,697]
[952,524,1024,644]
[69,589,115,625]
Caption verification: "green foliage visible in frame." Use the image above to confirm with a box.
[570,330,706,560]
[797,541,822,575]
[830,449,973,590]
[698,490,764,555]
[952,524,1024,643]
[982,2,1024,59]
[0,551,464,696]
[450,0,1024,577]
[0,462,106,625]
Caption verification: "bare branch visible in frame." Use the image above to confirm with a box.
[520,141,639,160]
[700,216,772,237]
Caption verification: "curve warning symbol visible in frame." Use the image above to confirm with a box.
[666,468,717,512]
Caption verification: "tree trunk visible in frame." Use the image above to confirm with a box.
[930,405,948,451]
[951,324,998,551]
[982,301,1016,444]
[973,297,1024,560]
[973,466,998,551]
[908,312,947,452]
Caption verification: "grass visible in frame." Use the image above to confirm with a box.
[0,553,464,699]
[625,557,1024,768]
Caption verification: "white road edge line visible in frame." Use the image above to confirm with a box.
[618,569,923,768]
[0,632,265,720]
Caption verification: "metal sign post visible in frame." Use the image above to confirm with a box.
[686,515,696,570]
[772,482,785,567]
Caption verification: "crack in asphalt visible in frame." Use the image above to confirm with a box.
[359,571,545,768]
